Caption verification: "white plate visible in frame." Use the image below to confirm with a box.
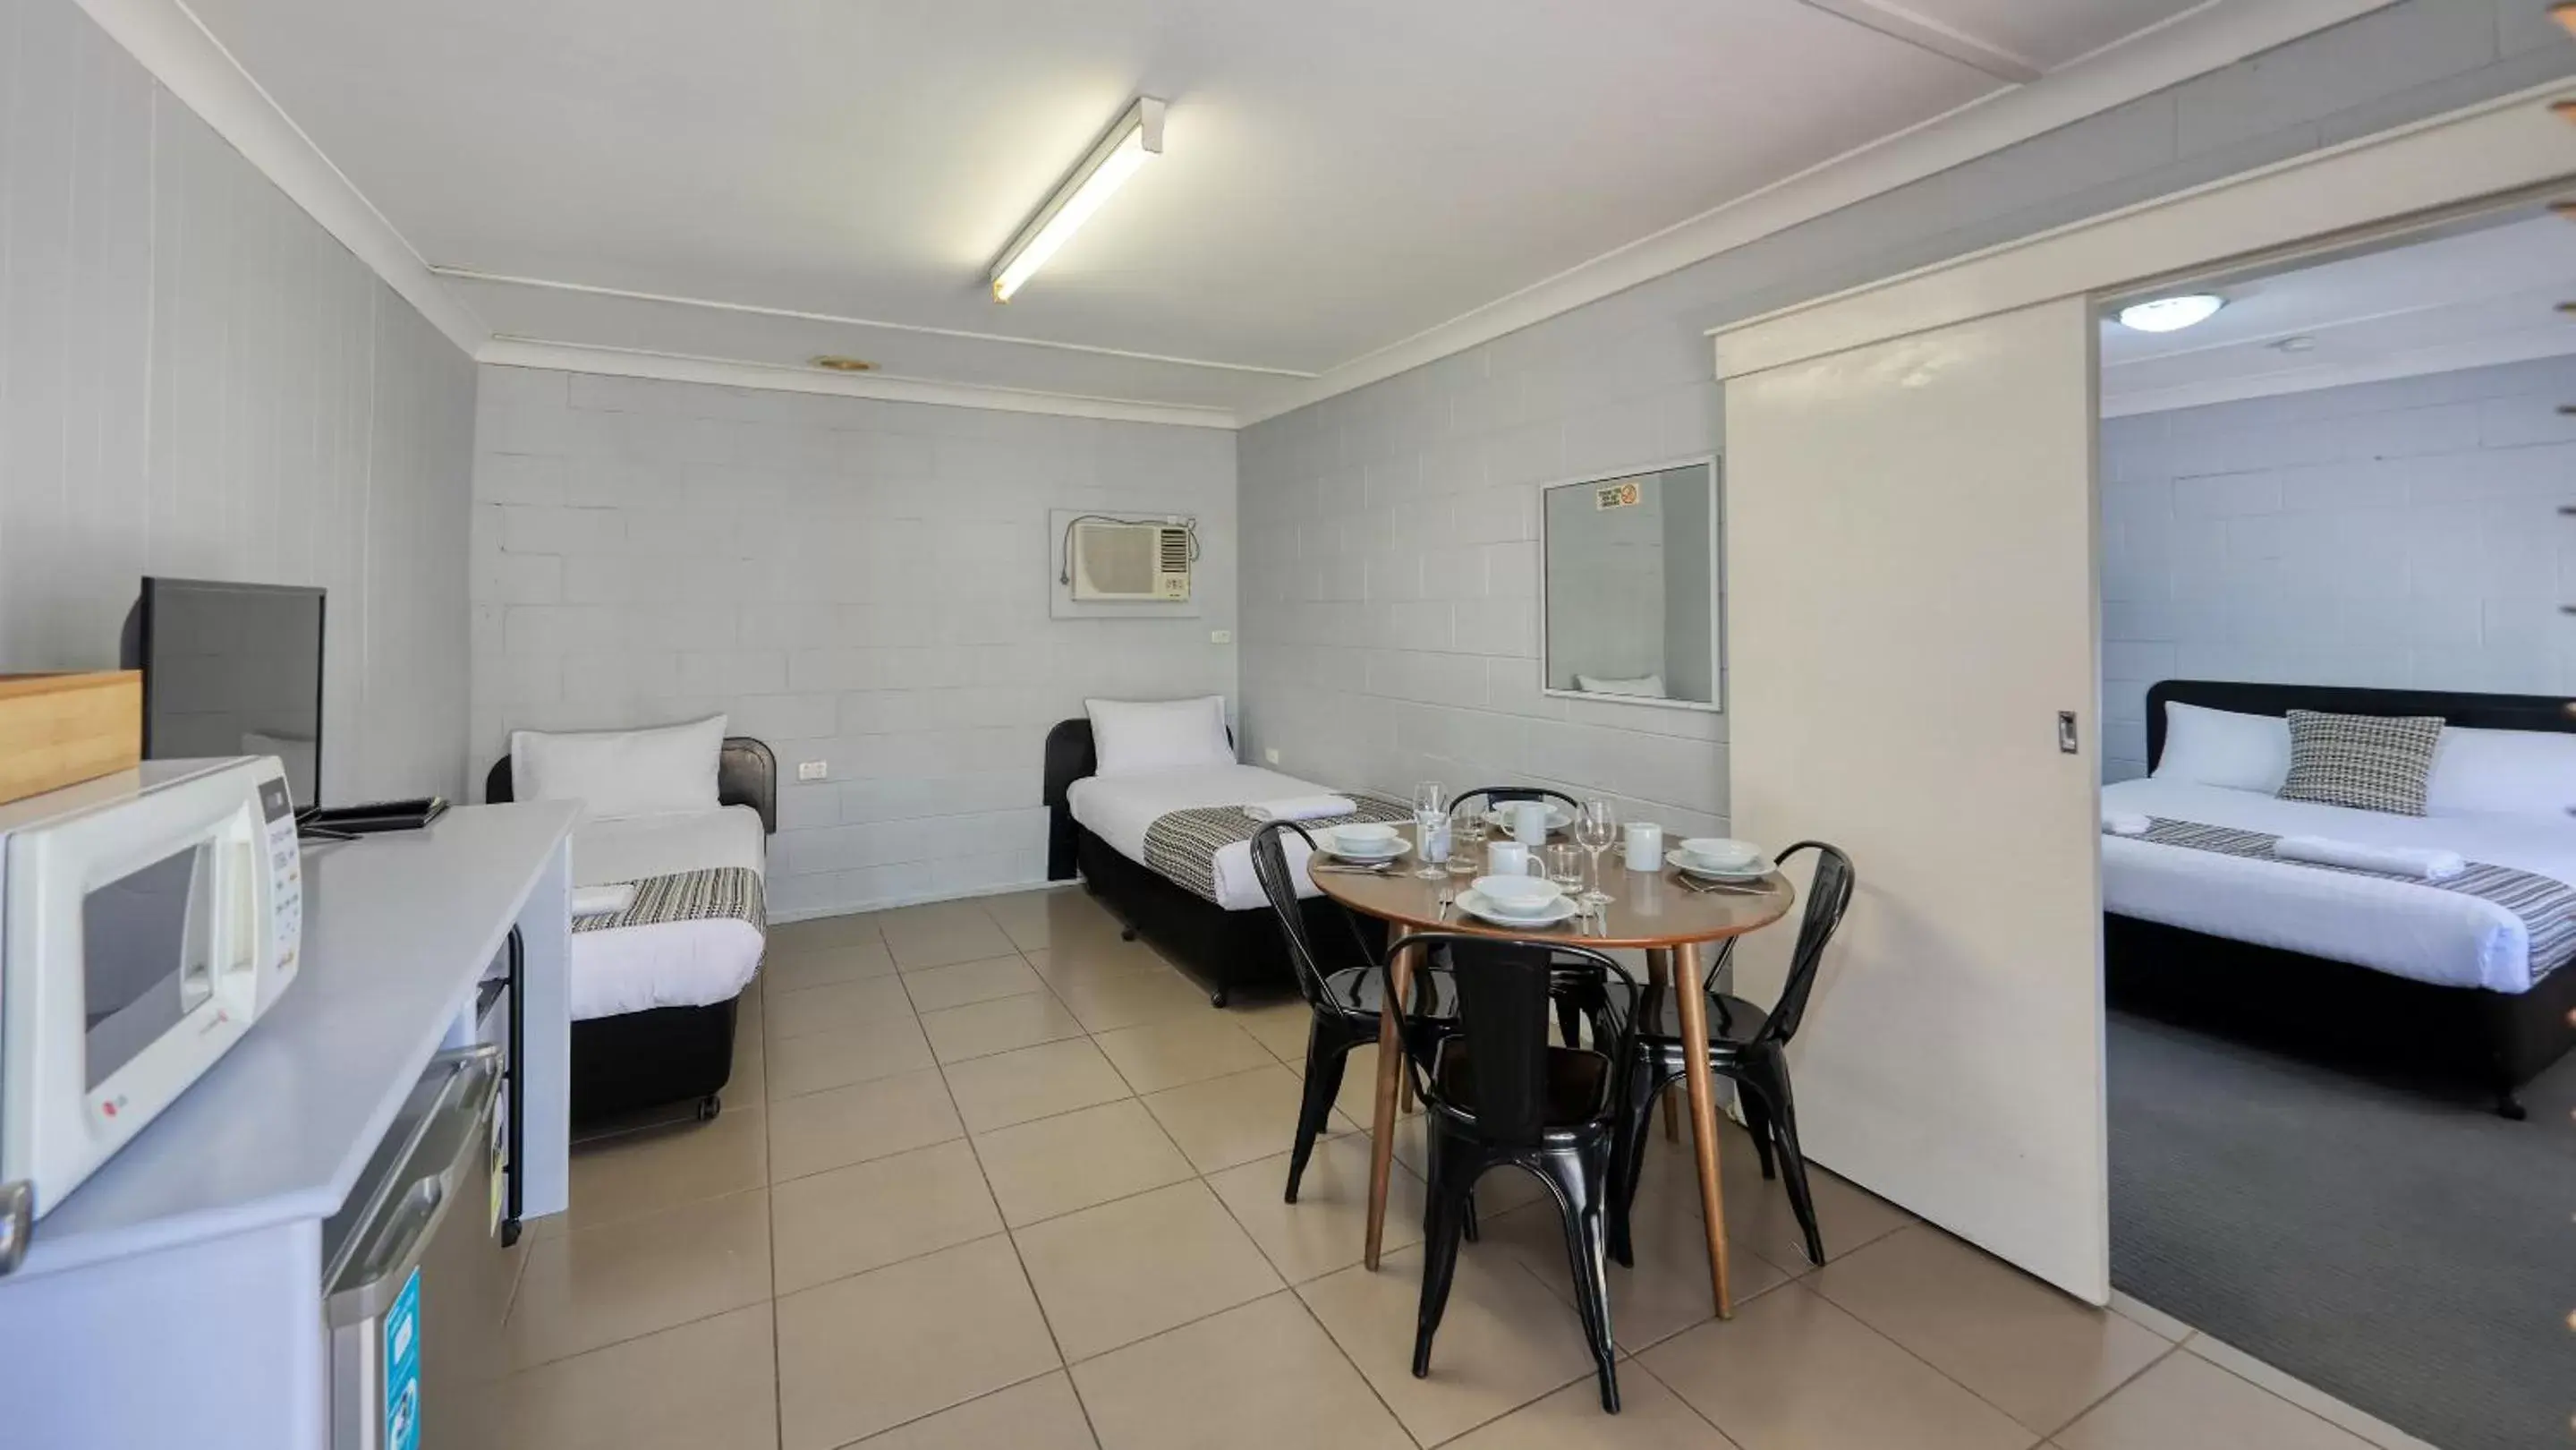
[1482,803,1576,832]
[1667,849,1773,881]
[1322,840,1409,863]
[1456,889,1581,927]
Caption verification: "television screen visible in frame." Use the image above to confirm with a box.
[127,579,325,807]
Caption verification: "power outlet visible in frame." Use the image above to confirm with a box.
[1263,748,1280,765]
[1210,629,1234,644]
[796,760,829,782]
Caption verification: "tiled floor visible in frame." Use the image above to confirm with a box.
[492,886,2439,1450]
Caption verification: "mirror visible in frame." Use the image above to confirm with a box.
[1541,458,1720,711]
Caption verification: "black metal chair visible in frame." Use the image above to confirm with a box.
[1612,840,1854,1269]
[1387,931,1637,1415]
[1247,821,1458,1204]
[1450,784,1580,826]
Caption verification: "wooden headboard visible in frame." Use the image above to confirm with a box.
[483,735,779,834]
[2144,680,2576,772]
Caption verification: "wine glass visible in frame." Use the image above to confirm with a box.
[1576,798,1618,909]
[1412,780,1450,879]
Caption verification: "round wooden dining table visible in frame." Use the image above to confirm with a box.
[1308,833,1795,1318]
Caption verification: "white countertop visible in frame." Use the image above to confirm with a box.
[10,802,578,1280]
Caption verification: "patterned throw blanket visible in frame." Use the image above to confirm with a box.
[572,866,768,935]
[1143,794,1414,904]
[2126,817,2576,980]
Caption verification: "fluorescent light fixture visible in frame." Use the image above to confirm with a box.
[990,97,1165,303]
[2116,294,2224,333]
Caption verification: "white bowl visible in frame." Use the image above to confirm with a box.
[1328,823,1401,854]
[1471,874,1565,917]
[1679,837,1760,870]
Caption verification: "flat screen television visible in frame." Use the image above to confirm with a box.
[121,578,326,808]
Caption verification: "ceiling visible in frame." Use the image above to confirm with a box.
[165,0,2370,422]
[2100,212,2576,415]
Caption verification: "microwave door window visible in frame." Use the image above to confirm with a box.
[82,845,217,1091]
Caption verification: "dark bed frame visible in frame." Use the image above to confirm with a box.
[486,736,778,1126]
[2109,681,2576,1119]
[1043,718,1348,1008]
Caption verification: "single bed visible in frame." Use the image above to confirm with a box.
[487,737,776,1124]
[2106,681,2576,1117]
[1043,718,1394,1006]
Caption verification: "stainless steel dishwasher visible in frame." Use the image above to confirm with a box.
[321,1045,522,1450]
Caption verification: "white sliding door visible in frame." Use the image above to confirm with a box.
[1722,296,2107,1301]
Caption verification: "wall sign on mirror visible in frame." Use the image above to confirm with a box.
[1540,456,1722,712]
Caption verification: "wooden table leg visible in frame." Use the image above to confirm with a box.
[1363,939,1416,1272]
[1671,940,1735,1318]
[1646,949,1679,1143]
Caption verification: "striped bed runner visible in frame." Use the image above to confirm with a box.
[573,866,767,935]
[2129,817,2576,981]
[1143,795,1415,905]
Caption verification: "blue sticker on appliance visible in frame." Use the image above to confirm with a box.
[385,1266,422,1450]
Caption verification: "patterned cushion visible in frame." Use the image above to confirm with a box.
[2275,710,2445,815]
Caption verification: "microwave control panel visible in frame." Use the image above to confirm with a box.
[258,773,302,991]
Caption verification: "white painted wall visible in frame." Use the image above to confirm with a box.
[468,368,1237,918]
[1237,0,2572,833]
[2101,354,2576,780]
[0,0,475,805]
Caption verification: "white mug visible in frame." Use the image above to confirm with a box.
[1623,821,1662,872]
[1486,840,1543,877]
[1511,800,1549,845]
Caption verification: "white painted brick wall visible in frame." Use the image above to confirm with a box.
[2099,355,2576,780]
[468,369,1237,919]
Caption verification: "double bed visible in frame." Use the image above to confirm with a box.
[2104,680,2576,1117]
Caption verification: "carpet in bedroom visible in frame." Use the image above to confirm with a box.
[2108,1010,2576,1450]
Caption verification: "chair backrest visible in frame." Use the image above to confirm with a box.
[1450,784,1580,820]
[1385,933,1634,1147]
[1759,840,1855,1045]
[1248,820,1343,1010]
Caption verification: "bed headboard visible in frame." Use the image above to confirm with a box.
[2143,680,2576,772]
[1041,717,1240,882]
[482,735,779,834]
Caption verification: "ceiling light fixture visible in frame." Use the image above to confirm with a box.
[990,97,1165,303]
[2116,294,2225,333]
[810,354,875,371]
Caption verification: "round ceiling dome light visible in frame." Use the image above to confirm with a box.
[2115,294,2225,333]
[810,355,875,372]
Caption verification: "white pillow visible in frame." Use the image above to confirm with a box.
[511,715,727,818]
[2426,725,2576,816]
[1576,673,1668,699]
[2152,702,2291,793]
[1085,696,1234,777]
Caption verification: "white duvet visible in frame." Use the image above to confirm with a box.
[568,806,768,1020]
[1067,764,1346,911]
[2102,777,2576,994]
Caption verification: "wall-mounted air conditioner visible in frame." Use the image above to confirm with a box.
[1068,518,1193,602]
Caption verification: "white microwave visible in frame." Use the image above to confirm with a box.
[0,757,303,1223]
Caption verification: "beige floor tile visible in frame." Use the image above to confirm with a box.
[1203,1133,1428,1284]
[767,1068,963,1181]
[1692,1120,1914,1271]
[879,900,1020,968]
[558,1106,767,1234]
[972,1098,1197,1228]
[769,910,887,954]
[1233,999,1316,1062]
[493,1303,778,1450]
[727,1045,765,1102]
[734,996,763,1054]
[1046,961,1213,1033]
[771,1139,1004,1293]
[2104,1289,2192,1343]
[1141,1063,1354,1174]
[1092,1015,1277,1094]
[902,953,1049,1012]
[850,1372,1098,1450]
[763,934,900,994]
[1297,1241,1600,1446]
[1013,1180,1284,1360]
[1813,1224,2170,1437]
[982,887,1119,952]
[764,1015,939,1100]
[1442,1366,1744,1450]
[506,1190,773,1368]
[2056,1350,2371,1450]
[765,976,915,1044]
[1479,1169,1794,1354]
[943,1037,1135,1133]
[1072,1292,1412,1450]
[921,990,1089,1063]
[2181,1335,2438,1450]
[775,1235,1062,1450]
[1027,933,1177,985]
[1638,1283,2034,1450]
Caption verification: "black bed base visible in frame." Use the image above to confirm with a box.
[1071,827,1349,1007]
[570,999,738,1127]
[2104,913,2576,1120]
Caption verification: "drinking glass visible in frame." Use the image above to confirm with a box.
[1446,814,1484,876]
[1413,780,1450,879]
[1546,843,1585,894]
[1576,798,1618,908]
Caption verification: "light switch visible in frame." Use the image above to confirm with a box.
[1264,748,1281,765]
[797,760,829,781]
[1210,629,1234,644]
